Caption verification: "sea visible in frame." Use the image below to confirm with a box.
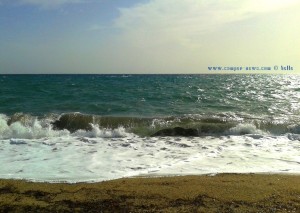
[0,74,299,182]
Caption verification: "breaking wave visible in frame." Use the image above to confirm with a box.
[1,112,300,139]
[0,113,130,139]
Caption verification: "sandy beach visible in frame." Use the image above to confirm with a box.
[0,174,299,212]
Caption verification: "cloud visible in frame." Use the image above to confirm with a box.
[114,0,299,46]
[106,0,300,73]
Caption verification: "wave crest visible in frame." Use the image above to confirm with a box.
[227,123,266,135]
[1,112,300,139]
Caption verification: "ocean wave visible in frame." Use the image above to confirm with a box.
[0,113,130,139]
[0,113,68,139]
[226,123,267,135]
[1,112,300,139]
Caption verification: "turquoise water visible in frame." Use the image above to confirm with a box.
[1,74,300,182]
[1,74,300,136]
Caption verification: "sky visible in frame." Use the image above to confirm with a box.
[0,0,299,74]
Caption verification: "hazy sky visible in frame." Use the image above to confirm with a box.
[0,0,299,74]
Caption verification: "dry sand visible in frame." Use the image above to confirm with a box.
[0,174,299,212]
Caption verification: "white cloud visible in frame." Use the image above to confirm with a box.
[114,0,299,47]
[106,0,300,73]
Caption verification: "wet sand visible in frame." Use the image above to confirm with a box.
[0,174,299,212]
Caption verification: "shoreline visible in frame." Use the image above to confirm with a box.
[1,171,299,184]
[1,173,299,212]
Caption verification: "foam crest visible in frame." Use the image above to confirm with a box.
[2,113,300,139]
[0,114,132,140]
[0,114,69,139]
[227,123,266,135]
[73,124,130,138]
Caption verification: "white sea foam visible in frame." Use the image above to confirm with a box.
[0,113,299,182]
[73,124,130,138]
[227,123,266,135]
[0,114,69,139]
[0,115,130,140]
[0,131,299,182]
